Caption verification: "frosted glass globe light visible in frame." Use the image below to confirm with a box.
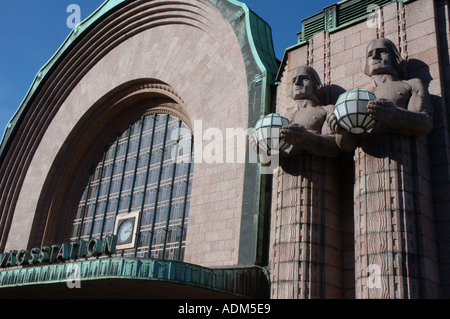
[333,88,377,134]
[253,113,291,154]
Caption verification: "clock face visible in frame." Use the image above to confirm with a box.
[118,218,134,244]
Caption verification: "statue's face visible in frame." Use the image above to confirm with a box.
[366,41,393,75]
[292,72,313,100]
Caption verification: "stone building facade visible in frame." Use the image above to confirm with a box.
[0,0,277,298]
[272,0,450,299]
[0,0,449,299]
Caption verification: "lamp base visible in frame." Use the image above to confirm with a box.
[350,127,365,134]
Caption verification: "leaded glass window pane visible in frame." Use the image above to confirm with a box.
[70,114,193,262]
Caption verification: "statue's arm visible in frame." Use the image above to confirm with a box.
[281,123,342,158]
[326,112,358,153]
[367,79,433,136]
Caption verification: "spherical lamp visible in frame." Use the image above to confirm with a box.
[333,88,377,134]
[253,113,291,154]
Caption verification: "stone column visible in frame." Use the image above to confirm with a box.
[354,133,422,298]
[270,151,342,299]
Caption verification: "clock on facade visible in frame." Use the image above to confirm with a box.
[114,211,141,250]
[117,218,135,245]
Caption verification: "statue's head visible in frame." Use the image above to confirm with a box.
[291,65,323,101]
[364,38,404,77]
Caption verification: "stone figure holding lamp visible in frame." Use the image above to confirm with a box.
[328,38,435,299]
[269,65,342,299]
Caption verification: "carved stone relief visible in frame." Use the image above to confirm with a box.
[270,65,342,299]
[329,38,435,298]
[273,35,438,299]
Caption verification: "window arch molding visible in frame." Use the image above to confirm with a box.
[30,79,193,248]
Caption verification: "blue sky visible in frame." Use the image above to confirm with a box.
[0,0,337,136]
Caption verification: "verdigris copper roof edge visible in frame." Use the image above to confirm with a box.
[0,257,270,298]
[0,0,279,164]
[0,0,131,162]
[0,0,279,267]
[231,0,280,79]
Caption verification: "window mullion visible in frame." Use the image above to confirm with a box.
[100,136,119,239]
[88,151,107,240]
[162,120,182,259]
[115,126,132,257]
[178,135,194,261]
[115,126,132,216]
[77,174,93,240]
[128,118,144,213]
[128,117,144,257]
[139,115,156,258]
[148,115,170,258]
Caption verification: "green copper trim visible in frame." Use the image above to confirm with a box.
[0,0,279,160]
[215,0,279,114]
[0,0,279,268]
[0,0,131,161]
[0,257,269,298]
[227,0,279,79]
[299,0,416,42]
[212,0,279,266]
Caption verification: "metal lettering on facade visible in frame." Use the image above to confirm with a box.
[0,236,117,269]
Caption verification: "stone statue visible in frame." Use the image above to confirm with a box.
[269,65,343,299]
[328,38,433,150]
[280,65,342,158]
[328,38,435,298]
[365,39,432,135]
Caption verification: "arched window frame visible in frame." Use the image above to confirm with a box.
[28,81,195,261]
[71,112,194,262]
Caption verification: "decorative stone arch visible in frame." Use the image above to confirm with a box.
[32,80,193,247]
[0,0,279,268]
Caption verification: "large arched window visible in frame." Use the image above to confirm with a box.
[70,113,193,262]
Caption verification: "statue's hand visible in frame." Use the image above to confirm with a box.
[367,99,397,125]
[248,135,258,153]
[326,112,345,134]
[280,124,307,146]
